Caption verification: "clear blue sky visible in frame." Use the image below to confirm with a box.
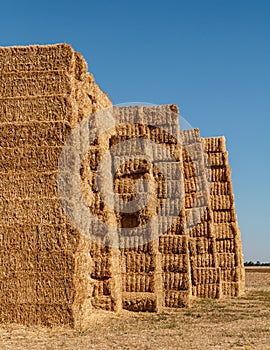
[1,0,269,261]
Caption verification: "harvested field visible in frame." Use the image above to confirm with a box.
[0,267,269,349]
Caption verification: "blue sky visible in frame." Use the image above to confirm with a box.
[1,0,269,261]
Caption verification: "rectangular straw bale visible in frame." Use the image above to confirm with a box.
[220,268,240,282]
[159,235,188,254]
[36,251,75,274]
[0,198,66,225]
[210,167,229,182]
[158,198,183,216]
[213,223,237,239]
[188,221,210,238]
[0,96,73,123]
[0,122,71,147]
[193,253,215,268]
[210,195,232,210]
[202,137,226,153]
[180,128,201,145]
[151,143,182,162]
[0,146,65,172]
[207,152,228,167]
[0,251,37,275]
[185,192,209,209]
[113,156,152,176]
[92,295,115,311]
[164,290,190,308]
[153,161,182,180]
[183,159,206,179]
[122,273,155,293]
[185,207,211,228]
[221,282,240,297]
[184,175,206,193]
[0,171,58,199]
[217,253,236,268]
[0,224,37,253]
[36,275,74,303]
[119,236,154,253]
[162,254,189,273]
[213,210,236,223]
[192,267,220,285]
[148,125,179,144]
[164,272,190,291]
[121,252,155,273]
[0,276,37,304]
[157,179,184,199]
[216,239,235,253]
[141,104,179,126]
[210,181,232,195]
[157,215,185,235]
[0,44,75,73]
[91,254,113,279]
[122,292,158,312]
[0,71,73,98]
[193,283,220,299]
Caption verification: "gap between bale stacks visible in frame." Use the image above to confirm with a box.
[0,44,245,328]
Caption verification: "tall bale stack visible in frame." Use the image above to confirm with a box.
[0,44,112,326]
[181,129,221,299]
[202,137,245,296]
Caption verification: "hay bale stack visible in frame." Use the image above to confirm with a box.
[202,137,245,296]
[181,129,221,299]
[0,44,112,327]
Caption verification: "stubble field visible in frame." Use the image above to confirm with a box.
[0,267,269,350]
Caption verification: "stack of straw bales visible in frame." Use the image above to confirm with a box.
[0,44,245,326]
[202,137,245,296]
[0,44,112,327]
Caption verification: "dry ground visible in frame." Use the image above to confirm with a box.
[0,267,269,350]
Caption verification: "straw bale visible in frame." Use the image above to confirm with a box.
[213,223,237,239]
[153,161,182,180]
[193,253,215,268]
[159,235,188,254]
[181,128,201,145]
[213,210,236,223]
[221,282,241,297]
[164,290,190,308]
[148,125,179,144]
[163,272,190,291]
[0,96,73,123]
[92,296,116,311]
[121,252,155,273]
[210,167,230,182]
[0,146,65,172]
[151,143,182,162]
[113,156,152,177]
[202,137,226,153]
[185,207,211,228]
[210,181,232,195]
[0,44,76,73]
[162,254,189,273]
[0,71,73,98]
[188,221,211,238]
[185,192,209,209]
[119,236,154,253]
[122,292,158,312]
[207,152,228,167]
[0,171,58,199]
[216,238,235,253]
[0,122,71,147]
[220,268,240,283]
[157,179,184,199]
[217,253,236,269]
[191,267,220,285]
[158,198,183,216]
[157,215,185,235]
[140,104,179,126]
[184,175,206,194]
[210,195,232,210]
[122,273,155,293]
[192,283,221,299]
